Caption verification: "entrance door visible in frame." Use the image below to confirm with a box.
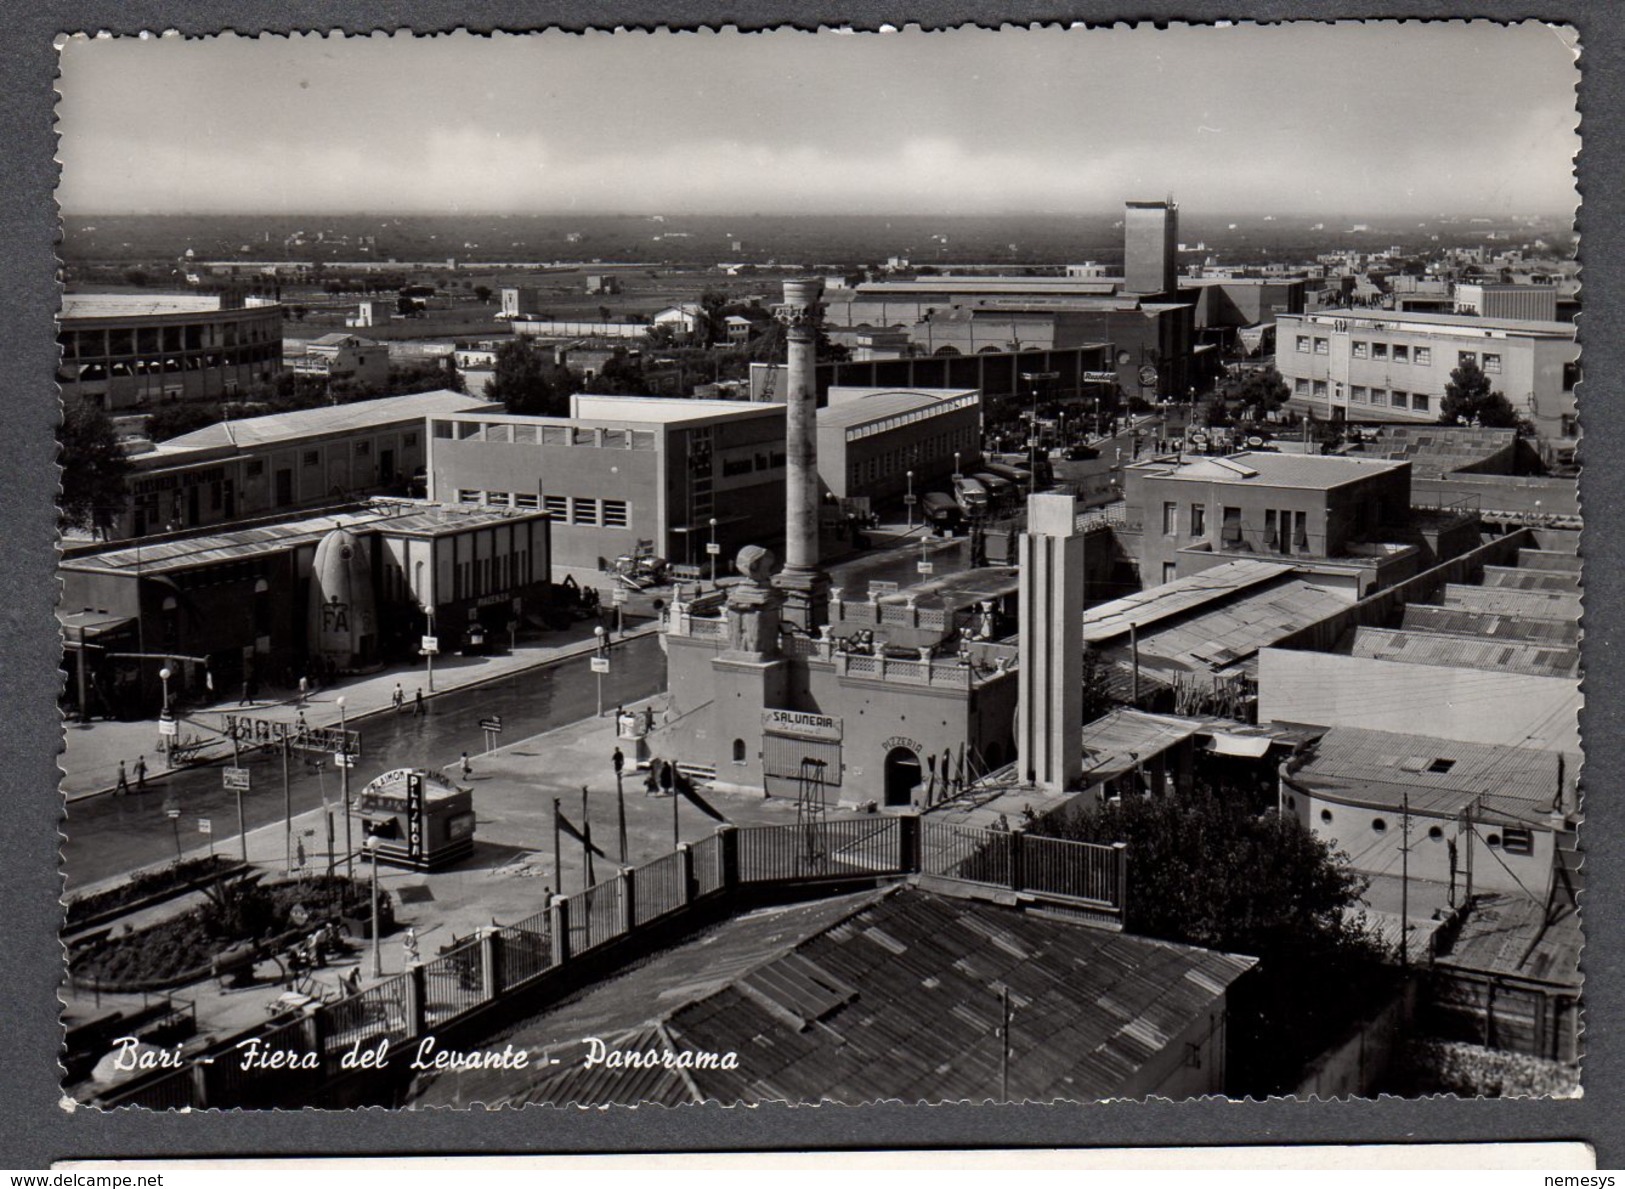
[379,449,395,484]
[883,747,922,808]
[275,468,294,507]
[186,483,200,526]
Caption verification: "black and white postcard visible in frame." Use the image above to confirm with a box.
[51,21,1586,1115]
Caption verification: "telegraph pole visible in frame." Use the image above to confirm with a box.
[1399,791,1411,969]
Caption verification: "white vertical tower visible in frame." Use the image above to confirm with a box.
[1017,493,1085,792]
[773,277,831,629]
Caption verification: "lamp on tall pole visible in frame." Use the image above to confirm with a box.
[708,517,718,587]
[158,666,172,766]
[337,695,353,879]
[593,625,607,718]
[905,470,915,531]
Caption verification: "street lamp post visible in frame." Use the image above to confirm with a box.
[905,470,914,531]
[708,517,718,588]
[158,666,172,767]
[337,696,353,880]
[593,625,607,718]
[366,834,383,978]
[953,451,961,480]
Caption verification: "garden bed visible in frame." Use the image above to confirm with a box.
[64,854,246,932]
[68,874,392,993]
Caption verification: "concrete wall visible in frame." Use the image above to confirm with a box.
[1414,473,1580,518]
[1292,981,1416,1099]
[1121,1000,1233,1099]
[1258,649,1580,753]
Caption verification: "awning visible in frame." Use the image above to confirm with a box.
[1205,733,1273,758]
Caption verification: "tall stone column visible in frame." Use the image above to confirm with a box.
[1017,493,1085,792]
[773,277,831,630]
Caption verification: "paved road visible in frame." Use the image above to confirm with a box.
[62,635,667,890]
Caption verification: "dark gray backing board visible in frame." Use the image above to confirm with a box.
[3,0,1619,1169]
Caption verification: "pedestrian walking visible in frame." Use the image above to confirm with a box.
[134,755,148,791]
[612,746,625,777]
[403,927,420,966]
[392,682,405,712]
[239,679,252,707]
[296,837,307,870]
[114,760,130,796]
[460,751,472,780]
[296,709,309,733]
[298,675,309,705]
[414,688,425,717]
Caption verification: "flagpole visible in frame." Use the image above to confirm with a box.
[552,797,562,899]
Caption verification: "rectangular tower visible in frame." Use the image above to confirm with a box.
[1017,493,1085,792]
[1124,199,1179,297]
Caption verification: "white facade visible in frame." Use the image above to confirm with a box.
[1276,310,1578,443]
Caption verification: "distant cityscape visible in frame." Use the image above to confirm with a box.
[55,25,1582,1113]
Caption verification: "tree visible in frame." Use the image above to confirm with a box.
[1440,359,1519,428]
[122,269,148,287]
[473,285,493,304]
[1036,792,1392,1093]
[60,402,133,538]
[1221,365,1290,419]
[486,338,573,416]
[145,400,223,442]
[1080,646,1116,720]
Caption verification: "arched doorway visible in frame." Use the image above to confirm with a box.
[883,747,922,807]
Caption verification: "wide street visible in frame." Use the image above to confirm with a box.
[61,634,667,889]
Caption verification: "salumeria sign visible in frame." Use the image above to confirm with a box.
[762,709,842,742]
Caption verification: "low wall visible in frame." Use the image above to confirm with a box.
[1293,979,1417,1099]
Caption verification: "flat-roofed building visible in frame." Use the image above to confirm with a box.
[815,386,981,503]
[57,292,283,411]
[1118,451,1448,595]
[290,333,391,390]
[58,500,551,717]
[1276,309,1580,446]
[426,395,788,577]
[111,390,497,539]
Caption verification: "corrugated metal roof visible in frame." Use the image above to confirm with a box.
[62,502,545,577]
[1079,710,1203,783]
[1122,579,1349,674]
[1443,583,1582,623]
[1085,559,1294,642]
[415,888,1256,1107]
[1435,891,1582,989]
[156,390,494,451]
[1482,566,1582,595]
[1290,726,1574,825]
[60,293,226,319]
[818,389,977,430]
[1399,604,1580,648]
[1350,626,1580,679]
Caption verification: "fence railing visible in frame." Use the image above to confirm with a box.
[94,816,1124,1110]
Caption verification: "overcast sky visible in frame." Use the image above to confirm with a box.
[56,22,1580,217]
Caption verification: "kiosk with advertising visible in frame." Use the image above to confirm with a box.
[355,767,476,871]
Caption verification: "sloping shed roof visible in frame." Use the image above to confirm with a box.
[155,390,493,452]
[1084,559,1294,643]
[1289,727,1574,826]
[1399,604,1581,649]
[416,887,1256,1106]
[1350,626,1580,679]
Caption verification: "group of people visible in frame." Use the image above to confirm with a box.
[391,682,428,716]
[112,756,149,795]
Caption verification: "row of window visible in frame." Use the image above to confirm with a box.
[299,433,417,467]
[1309,805,1535,855]
[457,489,630,529]
[1294,335,1504,375]
[848,430,976,487]
[59,318,278,359]
[431,419,659,450]
[1291,378,1433,413]
[449,550,531,603]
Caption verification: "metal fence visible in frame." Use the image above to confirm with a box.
[322,973,411,1057]
[497,916,553,988]
[921,820,1010,886]
[737,818,903,884]
[1023,834,1119,906]
[691,833,724,897]
[422,938,488,1027]
[633,850,688,927]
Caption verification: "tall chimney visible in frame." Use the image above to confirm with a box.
[773,277,830,629]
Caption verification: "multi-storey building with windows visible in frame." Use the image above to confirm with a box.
[58,293,284,411]
[425,396,787,579]
[1276,309,1579,447]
